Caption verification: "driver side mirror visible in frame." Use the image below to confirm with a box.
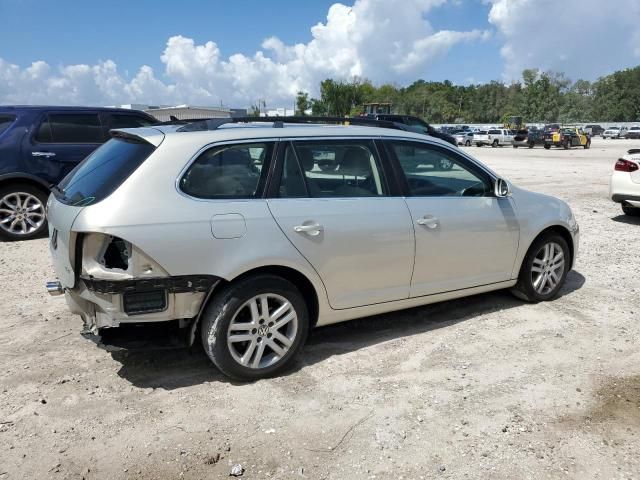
[494,178,511,198]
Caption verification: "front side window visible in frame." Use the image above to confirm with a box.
[389,141,491,197]
[180,142,273,199]
[35,114,104,143]
[279,140,387,198]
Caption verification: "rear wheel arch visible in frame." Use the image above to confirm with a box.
[0,175,50,196]
[214,265,320,328]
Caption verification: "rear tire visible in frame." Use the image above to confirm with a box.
[510,233,570,303]
[528,141,535,149]
[465,140,471,147]
[492,139,499,148]
[513,145,518,149]
[0,183,49,241]
[544,144,551,150]
[563,140,570,150]
[584,141,591,149]
[200,274,310,380]
[622,205,640,216]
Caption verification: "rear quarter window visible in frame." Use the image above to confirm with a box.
[180,142,273,199]
[55,137,155,206]
[35,113,104,143]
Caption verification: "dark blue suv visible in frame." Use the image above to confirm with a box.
[0,106,156,240]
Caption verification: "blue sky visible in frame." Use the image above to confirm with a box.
[0,0,638,107]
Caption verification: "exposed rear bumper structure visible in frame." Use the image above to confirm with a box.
[46,275,219,334]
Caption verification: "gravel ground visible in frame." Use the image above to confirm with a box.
[1,137,639,480]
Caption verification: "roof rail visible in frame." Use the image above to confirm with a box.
[166,116,405,133]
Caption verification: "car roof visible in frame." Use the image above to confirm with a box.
[114,123,456,149]
[0,105,151,114]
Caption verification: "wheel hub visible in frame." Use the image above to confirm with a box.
[257,325,269,336]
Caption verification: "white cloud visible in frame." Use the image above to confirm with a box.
[0,0,488,107]
[487,0,640,81]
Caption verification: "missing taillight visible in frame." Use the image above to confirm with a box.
[102,236,130,270]
[615,159,639,172]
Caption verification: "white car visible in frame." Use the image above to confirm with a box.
[610,148,640,216]
[46,118,579,380]
[453,131,474,146]
[603,127,626,139]
[475,128,513,147]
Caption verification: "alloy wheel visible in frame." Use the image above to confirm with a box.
[531,242,565,295]
[0,192,46,236]
[226,293,298,369]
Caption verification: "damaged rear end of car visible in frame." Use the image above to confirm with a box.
[46,127,218,336]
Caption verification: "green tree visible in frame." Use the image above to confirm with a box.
[295,91,310,116]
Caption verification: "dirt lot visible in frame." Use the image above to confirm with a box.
[1,137,639,480]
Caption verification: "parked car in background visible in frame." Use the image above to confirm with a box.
[603,126,625,139]
[370,114,457,146]
[584,124,605,137]
[544,126,590,150]
[453,130,474,146]
[513,128,545,148]
[0,106,157,240]
[610,148,640,216]
[625,126,640,139]
[474,128,513,147]
[46,118,579,380]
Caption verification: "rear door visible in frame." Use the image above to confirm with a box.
[385,139,519,297]
[23,112,106,184]
[267,139,415,309]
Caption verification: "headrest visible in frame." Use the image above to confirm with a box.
[339,147,372,175]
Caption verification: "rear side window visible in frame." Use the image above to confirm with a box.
[488,129,501,134]
[110,114,155,129]
[35,114,104,143]
[0,114,16,136]
[279,140,387,198]
[56,137,155,206]
[180,142,273,199]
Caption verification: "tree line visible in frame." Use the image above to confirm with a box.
[293,65,640,124]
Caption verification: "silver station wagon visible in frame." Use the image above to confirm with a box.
[46,118,579,380]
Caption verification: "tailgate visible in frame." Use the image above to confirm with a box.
[46,195,84,288]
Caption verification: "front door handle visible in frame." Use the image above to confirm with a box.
[416,215,439,229]
[294,223,324,236]
[32,151,56,158]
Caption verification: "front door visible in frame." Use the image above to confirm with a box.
[386,140,520,297]
[267,140,415,309]
[22,112,105,185]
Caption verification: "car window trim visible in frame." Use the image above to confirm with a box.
[175,138,278,203]
[32,111,105,145]
[383,138,496,198]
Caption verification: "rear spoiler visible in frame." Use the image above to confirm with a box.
[110,127,165,147]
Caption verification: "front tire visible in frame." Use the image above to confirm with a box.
[200,275,309,380]
[465,140,471,147]
[0,184,49,241]
[491,139,499,148]
[528,141,535,149]
[510,233,570,303]
[622,205,640,216]
[544,144,551,150]
[584,141,591,149]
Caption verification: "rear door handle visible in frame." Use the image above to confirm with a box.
[294,223,324,236]
[32,151,56,158]
[416,216,439,229]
